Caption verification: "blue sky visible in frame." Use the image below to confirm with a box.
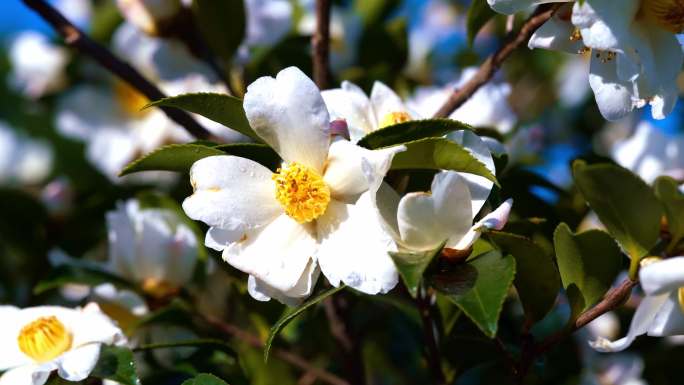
[0,1,53,38]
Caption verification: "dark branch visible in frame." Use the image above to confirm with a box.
[415,287,446,385]
[432,3,562,118]
[22,0,213,140]
[312,0,332,89]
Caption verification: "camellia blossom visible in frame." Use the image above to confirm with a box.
[591,257,684,352]
[182,67,404,304]
[0,122,53,186]
[8,31,69,99]
[376,170,512,254]
[0,303,126,385]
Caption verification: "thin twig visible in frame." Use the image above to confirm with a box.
[432,3,562,118]
[415,286,446,385]
[323,296,366,384]
[203,314,351,385]
[312,0,332,89]
[22,0,213,140]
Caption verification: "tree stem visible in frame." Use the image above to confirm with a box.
[312,0,332,90]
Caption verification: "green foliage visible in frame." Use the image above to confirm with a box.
[390,137,498,185]
[358,118,472,149]
[134,339,236,358]
[389,243,445,298]
[573,161,662,265]
[145,93,260,141]
[466,0,497,46]
[487,231,559,323]
[354,0,402,25]
[192,0,246,66]
[264,285,345,362]
[654,176,684,251]
[91,345,139,385]
[33,263,133,295]
[182,373,229,385]
[444,250,516,338]
[553,223,623,321]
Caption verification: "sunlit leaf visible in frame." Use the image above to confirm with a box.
[358,118,472,149]
[91,345,138,385]
[654,176,684,251]
[389,243,444,298]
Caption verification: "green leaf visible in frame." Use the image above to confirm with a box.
[466,0,497,46]
[445,250,516,337]
[573,161,662,264]
[120,143,280,176]
[354,0,402,26]
[264,285,345,362]
[181,373,229,385]
[91,346,138,385]
[553,223,623,320]
[145,93,260,141]
[390,137,498,186]
[33,265,133,295]
[134,338,236,358]
[192,0,245,65]
[389,243,444,298]
[358,118,472,149]
[654,176,684,250]
[487,231,559,323]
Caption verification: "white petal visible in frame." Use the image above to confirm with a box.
[51,344,101,382]
[648,292,684,336]
[243,66,330,171]
[70,303,126,347]
[247,261,320,306]
[375,182,402,243]
[646,30,683,120]
[0,365,45,385]
[164,223,199,286]
[448,199,513,250]
[106,201,137,279]
[183,156,282,230]
[529,12,584,53]
[321,81,375,142]
[590,293,669,352]
[205,226,243,251]
[640,257,684,296]
[316,194,398,294]
[369,81,408,125]
[323,139,404,202]
[588,53,635,121]
[92,284,149,316]
[0,306,32,371]
[398,172,473,251]
[571,0,640,51]
[446,130,496,218]
[222,214,317,292]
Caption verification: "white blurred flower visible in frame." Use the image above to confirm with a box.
[8,31,69,99]
[40,178,74,215]
[610,121,684,184]
[55,0,92,29]
[117,0,182,35]
[244,0,292,47]
[0,122,53,185]
[0,303,126,385]
[591,257,684,352]
[183,67,404,304]
[556,55,591,108]
[580,354,648,385]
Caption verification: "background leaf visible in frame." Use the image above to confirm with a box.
[445,250,516,338]
[358,118,472,149]
[466,0,497,46]
[91,345,138,385]
[573,161,662,262]
[655,176,684,251]
[191,0,245,67]
[553,223,623,320]
[181,373,229,385]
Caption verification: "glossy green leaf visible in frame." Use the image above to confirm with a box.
[134,338,236,358]
[146,93,259,141]
[390,137,498,186]
[445,250,516,338]
[264,285,345,362]
[553,223,623,320]
[358,118,472,149]
[120,143,280,176]
[389,243,444,298]
[181,373,229,385]
[466,0,497,46]
[487,231,559,323]
[91,346,138,385]
[573,161,662,262]
[654,176,684,250]
[192,0,245,65]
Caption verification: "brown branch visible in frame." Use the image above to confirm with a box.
[415,287,446,385]
[432,3,563,118]
[312,0,332,89]
[22,0,213,140]
[323,296,365,384]
[203,314,350,385]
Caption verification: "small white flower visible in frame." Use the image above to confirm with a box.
[183,67,404,304]
[376,170,513,254]
[0,303,126,385]
[591,257,684,352]
[8,31,69,99]
[0,122,53,186]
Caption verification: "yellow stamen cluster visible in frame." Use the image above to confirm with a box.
[641,0,684,33]
[379,111,411,129]
[273,162,331,223]
[114,81,150,117]
[17,316,73,363]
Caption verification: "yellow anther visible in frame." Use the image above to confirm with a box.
[18,316,73,363]
[272,162,331,223]
[114,81,150,117]
[379,111,412,129]
[641,0,684,33]
[569,28,582,41]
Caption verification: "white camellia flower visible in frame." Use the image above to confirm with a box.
[183,67,404,304]
[8,31,69,99]
[0,122,53,186]
[591,257,684,352]
[376,170,513,254]
[0,303,126,385]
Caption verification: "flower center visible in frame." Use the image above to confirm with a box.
[678,287,684,314]
[17,316,73,363]
[379,111,411,129]
[114,81,150,117]
[641,0,684,33]
[273,162,331,223]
